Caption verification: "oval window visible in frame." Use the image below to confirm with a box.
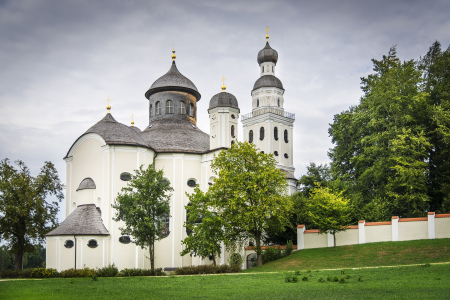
[64,240,74,249]
[120,172,132,181]
[231,114,236,119]
[161,179,170,186]
[274,151,279,156]
[187,179,196,188]
[87,239,98,248]
[284,153,289,158]
[119,236,131,244]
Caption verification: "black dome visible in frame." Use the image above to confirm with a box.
[252,75,284,91]
[257,42,278,65]
[208,91,239,111]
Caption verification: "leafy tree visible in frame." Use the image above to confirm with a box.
[181,187,224,266]
[207,141,292,267]
[297,163,332,196]
[0,159,63,271]
[113,164,172,271]
[306,185,352,247]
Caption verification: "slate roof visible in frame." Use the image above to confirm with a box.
[145,61,201,100]
[282,170,297,181]
[46,204,109,236]
[252,75,284,91]
[257,42,278,65]
[208,91,240,111]
[141,118,210,153]
[76,178,96,191]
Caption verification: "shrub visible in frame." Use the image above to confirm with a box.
[339,277,346,283]
[284,240,294,256]
[318,277,325,283]
[97,264,118,277]
[174,265,237,275]
[228,253,243,272]
[29,267,58,278]
[262,246,283,264]
[117,268,165,277]
[0,270,20,278]
[302,276,309,281]
[60,268,96,278]
[284,273,298,283]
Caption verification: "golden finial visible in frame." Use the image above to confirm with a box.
[131,113,135,126]
[171,43,176,61]
[221,76,226,92]
[265,26,269,41]
[106,96,111,113]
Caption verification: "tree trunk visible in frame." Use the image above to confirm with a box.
[15,249,23,272]
[212,253,216,267]
[333,232,336,247]
[255,233,263,267]
[150,244,154,271]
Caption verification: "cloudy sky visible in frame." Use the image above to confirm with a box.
[0,0,449,220]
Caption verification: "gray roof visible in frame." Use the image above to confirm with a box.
[252,75,284,91]
[208,91,240,111]
[257,42,278,65]
[282,170,297,181]
[141,118,210,153]
[76,178,96,191]
[46,204,109,236]
[145,62,201,100]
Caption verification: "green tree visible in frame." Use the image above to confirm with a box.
[181,187,224,266]
[208,141,292,267]
[306,185,352,247]
[297,163,332,196]
[0,159,63,271]
[113,164,172,271]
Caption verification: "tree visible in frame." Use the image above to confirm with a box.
[0,159,63,271]
[113,164,172,271]
[207,141,292,267]
[181,187,224,266]
[306,185,352,247]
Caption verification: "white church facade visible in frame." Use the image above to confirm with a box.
[45,32,297,271]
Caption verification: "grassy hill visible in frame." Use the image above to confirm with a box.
[245,238,450,272]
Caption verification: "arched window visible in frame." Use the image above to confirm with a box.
[260,127,264,141]
[166,100,173,114]
[155,101,161,115]
[189,103,194,117]
[277,98,280,107]
[262,66,264,72]
[249,130,253,143]
[274,127,278,141]
[150,104,152,117]
[256,99,259,107]
[272,66,274,72]
[160,214,170,238]
[284,129,289,143]
[231,125,235,138]
[179,101,186,114]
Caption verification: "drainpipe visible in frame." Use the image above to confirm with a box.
[74,235,77,269]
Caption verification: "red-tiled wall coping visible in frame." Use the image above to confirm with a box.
[358,220,365,223]
[245,245,298,250]
[399,217,427,222]
[428,212,435,215]
[392,216,399,219]
[305,229,320,233]
[366,221,392,226]
[436,214,450,218]
[297,225,305,228]
[347,225,358,229]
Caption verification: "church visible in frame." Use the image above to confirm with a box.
[45,31,297,271]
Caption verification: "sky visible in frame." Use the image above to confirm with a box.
[0,0,449,221]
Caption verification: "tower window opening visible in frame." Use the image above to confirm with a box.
[256,99,259,107]
[166,100,174,114]
[231,125,235,138]
[260,127,265,141]
[272,66,274,72]
[277,98,280,107]
[274,127,278,141]
[179,101,186,114]
[262,66,264,72]
[155,101,161,115]
[189,103,194,117]
[284,153,289,158]
[274,151,279,156]
[284,129,289,143]
[150,104,152,117]
[249,130,253,143]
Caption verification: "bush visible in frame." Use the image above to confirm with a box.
[29,267,58,278]
[284,273,298,283]
[262,246,283,264]
[117,268,165,277]
[60,268,96,278]
[97,264,118,277]
[0,270,20,278]
[228,253,243,272]
[174,265,237,276]
[284,240,294,256]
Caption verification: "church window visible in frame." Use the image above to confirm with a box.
[284,129,289,143]
[155,101,161,115]
[150,104,152,116]
[161,178,170,186]
[231,140,234,147]
[120,172,132,181]
[272,66,274,72]
[231,125,235,138]
[189,103,194,117]
[160,214,170,238]
[274,151,279,156]
[277,98,280,107]
[166,100,174,114]
[260,127,264,141]
[179,101,186,114]
[119,236,131,244]
[208,176,216,186]
[249,130,253,143]
[256,99,259,107]
[187,179,196,188]
[262,66,264,72]
[64,240,74,249]
[284,153,289,158]
[231,114,235,119]
[274,127,278,141]
[87,239,98,248]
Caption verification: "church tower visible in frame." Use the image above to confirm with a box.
[208,78,240,149]
[242,28,296,193]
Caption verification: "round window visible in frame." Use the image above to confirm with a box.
[284,153,289,158]
[119,236,131,244]
[64,240,74,249]
[231,114,236,119]
[187,179,196,187]
[87,239,98,248]
[120,172,132,181]
[274,151,279,156]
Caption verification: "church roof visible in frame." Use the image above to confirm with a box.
[145,62,201,100]
[252,75,284,91]
[208,91,240,111]
[257,42,278,65]
[76,178,96,191]
[46,204,109,236]
[141,118,210,153]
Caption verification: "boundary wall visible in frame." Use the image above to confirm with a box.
[297,212,450,249]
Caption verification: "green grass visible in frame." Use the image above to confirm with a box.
[246,238,450,272]
[1,239,449,299]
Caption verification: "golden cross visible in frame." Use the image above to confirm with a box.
[222,76,226,86]
[107,96,111,106]
[266,26,269,34]
[131,113,134,121]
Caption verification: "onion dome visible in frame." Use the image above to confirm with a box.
[252,75,284,91]
[257,42,278,65]
[209,92,239,111]
[145,61,201,101]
